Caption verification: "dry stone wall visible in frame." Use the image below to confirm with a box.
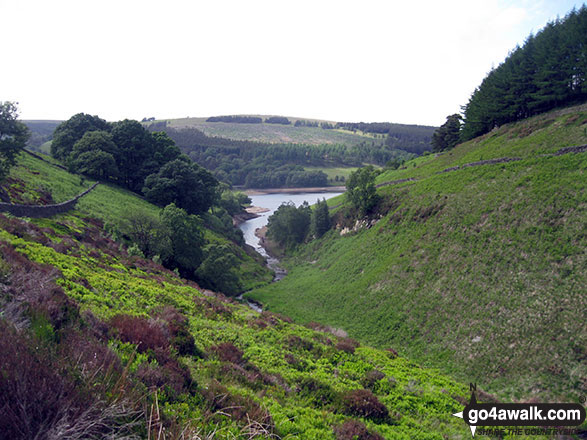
[0,183,99,218]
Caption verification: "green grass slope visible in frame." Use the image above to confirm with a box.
[247,104,587,402]
[0,162,489,439]
[7,152,273,291]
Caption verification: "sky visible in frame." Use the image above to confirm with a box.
[1,0,583,126]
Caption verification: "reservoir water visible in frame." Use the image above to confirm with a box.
[238,191,343,281]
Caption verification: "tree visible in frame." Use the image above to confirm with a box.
[195,244,242,295]
[431,114,462,152]
[110,119,156,191]
[120,211,166,259]
[0,102,29,182]
[71,130,117,156]
[51,113,110,161]
[72,150,119,181]
[143,158,220,215]
[346,166,379,216]
[266,201,311,247]
[69,130,119,180]
[160,203,204,276]
[311,198,330,238]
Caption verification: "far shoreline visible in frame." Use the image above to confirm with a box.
[243,186,345,196]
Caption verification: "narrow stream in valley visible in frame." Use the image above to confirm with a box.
[237,190,343,311]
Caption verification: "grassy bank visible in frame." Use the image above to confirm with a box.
[246,104,587,402]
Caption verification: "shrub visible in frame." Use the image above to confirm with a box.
[136,359,193,397]
[109,314,169,353]
[159,306,201,357]
[339,389,390,423]
[0,322,139,439]
[210,342,245,365]
[287,335,314,351]
[333,419,384,440]
[361,370,386,392]
[297,377,336,408]
[202,380,274,430]
[336,337,360,354]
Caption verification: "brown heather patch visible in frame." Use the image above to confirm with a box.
[0,213,52,245]
[194,296,233,319]
[109,314,169,353]
[202,380,274,431]
[0,241,78,330]
[336,337,360,354]
[339,389,390,423]
[210,342,245,365]
[286,334,314,352]
[333,419,384,440]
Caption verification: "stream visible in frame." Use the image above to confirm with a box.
[237,190,343,311]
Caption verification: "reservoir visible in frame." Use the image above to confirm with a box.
[238,190,343,280]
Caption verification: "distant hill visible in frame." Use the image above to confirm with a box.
[22,120,61,153]
[148,115,436,149]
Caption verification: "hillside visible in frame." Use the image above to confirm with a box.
[5,152,273,292]
[0,153,483,438]
[246,104,587,402]
[162,116,380,145]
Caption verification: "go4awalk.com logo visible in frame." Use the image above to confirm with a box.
[452,384,586,437]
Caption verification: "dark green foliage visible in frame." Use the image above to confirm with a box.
[265,116,291,125]
[202,380,274,430]
[110,119,158,191]
[244,165,328,188]
[72,149,119,181]
[346,166,379,216]
[143,158,219,215]
[0,102,29,182]
[51,113,110,160]
[70,131,119,180]
[56,114,181,195]
[218,188,251,216]
[266,201,311,248]
[385,157,404,169]
[461,6,587,140]
[311,198,331,238]
[206,115,262,123]
[432,114,462,152]
[120,210,166,259]
[153,126,416,187]
[196,243,242,295]
[160,203,204,275]
[297,376,336,407]
[294,119,319,127]
[160,306,200,357]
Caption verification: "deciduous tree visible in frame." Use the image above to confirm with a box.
[0,102,29,182]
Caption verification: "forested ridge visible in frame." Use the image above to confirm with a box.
[460,5,587,140]
[146,121,434,188]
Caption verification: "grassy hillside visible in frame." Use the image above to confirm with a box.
[7,153,273,291]
[247,104,587,402]
[162,116,379,146]
[0,156,492,439]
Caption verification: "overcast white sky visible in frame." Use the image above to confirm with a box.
[1,0,583,126]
